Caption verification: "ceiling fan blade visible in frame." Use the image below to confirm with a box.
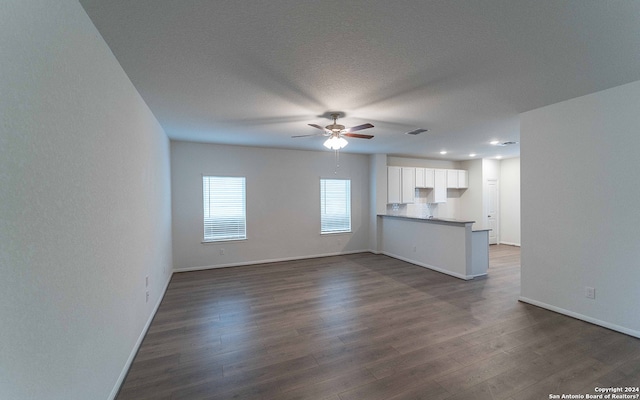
[292,133,325,138]
[346,123,374,132]
[343,133,374,139]
[308,123,328,132]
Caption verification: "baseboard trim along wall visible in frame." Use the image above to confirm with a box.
[499,241,521,247]
[518,296,640,339]
[173,249,371,273]
[382,251,486,281]
[109,274,173,400]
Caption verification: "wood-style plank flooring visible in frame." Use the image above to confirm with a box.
[117,246,640,399]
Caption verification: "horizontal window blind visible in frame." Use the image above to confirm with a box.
[320,179,351,234]
[203,176,246,242]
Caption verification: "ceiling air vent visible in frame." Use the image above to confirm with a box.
[496,141,518,146]
[405,128,429,135]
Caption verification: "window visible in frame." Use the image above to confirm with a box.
[320,178,351,234]
[203,176,246,242]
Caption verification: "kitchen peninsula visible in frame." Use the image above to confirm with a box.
[377,214,489,280]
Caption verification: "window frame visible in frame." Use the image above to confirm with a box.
[202,175,247,243]
[320,178,352,235]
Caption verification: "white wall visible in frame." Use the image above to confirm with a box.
[380,217,470,279]
[499,157,521,246]
[386,156,460,170]
[459,159,484,229]
[0,1,173,399]
[521,80,640,337]
[482,158,500,181]
[370,154,388,252]
[171,142,371,270]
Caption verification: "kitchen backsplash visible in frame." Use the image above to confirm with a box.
[386,188,460,219]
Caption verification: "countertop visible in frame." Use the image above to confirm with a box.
[378,214,490,232]
[377,214,475,226]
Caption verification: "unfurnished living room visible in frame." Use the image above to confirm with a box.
[2,1,640,399]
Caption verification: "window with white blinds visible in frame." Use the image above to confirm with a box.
[203,176,246,242]
[320,178,351,234]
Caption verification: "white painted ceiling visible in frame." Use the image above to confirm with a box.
[79,1,640,160]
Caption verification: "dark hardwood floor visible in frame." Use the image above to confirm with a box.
[117,245,640,399]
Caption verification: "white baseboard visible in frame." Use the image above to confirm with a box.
[109,273,172,400]
[499,241,521,247]
[381,251,479,281]
[174,249,371,273]
[518,296,640,339]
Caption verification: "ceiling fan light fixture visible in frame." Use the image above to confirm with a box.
[296,112,372,150]
[323,136,348,150]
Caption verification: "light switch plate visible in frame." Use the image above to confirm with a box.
[585,286,595,299]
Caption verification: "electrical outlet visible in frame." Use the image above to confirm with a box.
[585,286,595,299]
[219,248,225,255]
[145,291,150,303]
[413,246,417,252]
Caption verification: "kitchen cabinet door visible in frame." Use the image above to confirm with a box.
[429,169,447,203]
[401,167,416,203]
[424,168,435,188]
[415,168,426,188]
[387,166,401,203]
[447,169,459,188]
[458,170,468,188]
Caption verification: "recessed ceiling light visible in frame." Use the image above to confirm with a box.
[490,140,500,145]
[440,151,447,155]
[469,153,477,157]
[496,155,503,159]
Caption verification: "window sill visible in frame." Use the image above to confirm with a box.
[202,238,247,244]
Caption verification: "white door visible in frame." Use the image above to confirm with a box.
[487,179,499,244]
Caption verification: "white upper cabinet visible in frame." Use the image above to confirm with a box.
[446,169,468,189]
[457,170,468,189]
[387,166,401,204]
[401,167,416,203]
[415,168,425,188]
[424,168,435,188]
[388,166,464,204]
[428,169,447,203]
[416,168,434,188]
[447,169,459,188]
[388,166,415,204]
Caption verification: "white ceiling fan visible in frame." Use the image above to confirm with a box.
[292,112,374,149]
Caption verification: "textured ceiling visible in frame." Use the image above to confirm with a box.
[79,0,640,160]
